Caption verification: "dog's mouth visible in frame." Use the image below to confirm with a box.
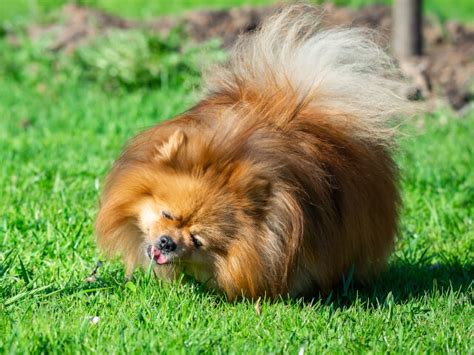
[146,245,170,265]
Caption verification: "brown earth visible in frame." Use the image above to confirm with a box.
[15,3,474,111]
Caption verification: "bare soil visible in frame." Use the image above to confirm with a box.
[17,3,474,111]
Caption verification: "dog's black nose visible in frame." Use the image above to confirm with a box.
[157,235,176,253]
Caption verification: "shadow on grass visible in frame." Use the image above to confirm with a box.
[175,259,474,307]
[320,260,473,309]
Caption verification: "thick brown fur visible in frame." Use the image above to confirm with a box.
[95,5,413,300]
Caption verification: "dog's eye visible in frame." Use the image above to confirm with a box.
[191,234,202,248]
[162,211,173,220]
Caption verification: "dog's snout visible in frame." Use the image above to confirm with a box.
[157,235,176,253]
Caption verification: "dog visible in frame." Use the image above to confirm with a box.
[95,5,412,300]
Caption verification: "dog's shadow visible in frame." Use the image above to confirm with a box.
[320,260,473,309]
[176,259,473,307]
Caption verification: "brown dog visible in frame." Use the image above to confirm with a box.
[95,5,412,300]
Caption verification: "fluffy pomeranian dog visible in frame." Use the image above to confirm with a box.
[96,5,412,300]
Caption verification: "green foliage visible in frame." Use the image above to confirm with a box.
[76,29,225,89]
[0,35,75,89]
[0,28,225,90]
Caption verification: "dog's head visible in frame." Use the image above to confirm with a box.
[95,127,283,298]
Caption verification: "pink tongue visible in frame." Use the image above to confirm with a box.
[156,253,167,264]
[152,247,167,264]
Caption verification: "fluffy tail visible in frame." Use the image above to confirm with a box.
[205,4,413,145]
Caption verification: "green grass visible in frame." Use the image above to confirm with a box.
[1,2,473,353]
[1,0,473,23]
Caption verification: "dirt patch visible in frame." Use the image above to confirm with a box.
[11,3,474,111]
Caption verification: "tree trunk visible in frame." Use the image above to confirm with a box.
[393,0,423,58]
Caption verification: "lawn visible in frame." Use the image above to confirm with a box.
[1,0,473,353]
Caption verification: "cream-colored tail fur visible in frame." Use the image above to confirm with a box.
[205,4,413,145]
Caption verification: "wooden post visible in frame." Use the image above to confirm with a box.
[393,0,423,58]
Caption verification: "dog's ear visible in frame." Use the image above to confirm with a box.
[246,176,271,213]
[228,163,272,215]
[154,130,186,162]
